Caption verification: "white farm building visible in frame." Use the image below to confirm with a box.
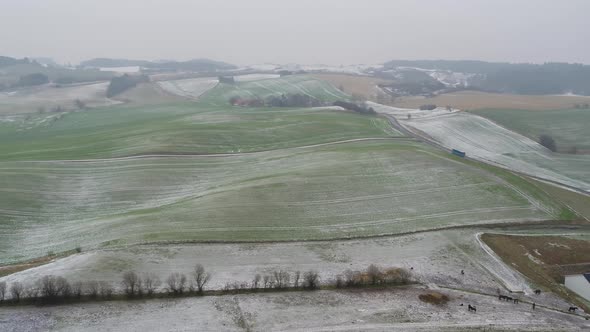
[564,273,590,301]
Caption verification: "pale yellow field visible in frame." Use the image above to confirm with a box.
[393,90,590,110]
[310,73,393,103]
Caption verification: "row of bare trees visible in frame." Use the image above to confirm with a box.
[0,278,114,304]
[0,265,410,305]
[122,264,211,297]
[224,270,320,292]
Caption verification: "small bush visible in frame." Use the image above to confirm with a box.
[419,291,450,305]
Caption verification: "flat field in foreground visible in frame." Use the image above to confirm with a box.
[1,287,586,332]
[0,140,564,264]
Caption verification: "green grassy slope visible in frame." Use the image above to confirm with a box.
[200,75,350,105]
[0,140,565,264]
[0,76,394,161]
[471,108,590,152]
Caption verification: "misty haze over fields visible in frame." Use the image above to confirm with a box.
[2,0,590,65]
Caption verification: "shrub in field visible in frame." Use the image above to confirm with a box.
[9,282,23,302]
[419,291,450,305]
[539,134,557,152]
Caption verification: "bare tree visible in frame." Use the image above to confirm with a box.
[71,281,83,298]
[121,271,140,296]
[38,275,70,300]
[74,99,86,110]
[193,264,211,294]
[86,280,100,298]
[294,271,301,288]
[335,275,344,288]
[24,285,39,299]
[166,272,187,294]
[0,281,6,301]
[344,269,359,287]
[142,273,161,295]
[263,275,271,289]
[303,271,320,290]
[99,281,113,298]
[252,274,261,289]
[273,270,290,289]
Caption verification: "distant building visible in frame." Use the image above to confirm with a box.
[564,273,590,301]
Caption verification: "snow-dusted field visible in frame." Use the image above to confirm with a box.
[0,140,561,264]
[1,287,586,331]
[2,227,587,331]
[234,74,280,82]
[0,82,120,115]
[156,77,219,99]
[374,104,590,192]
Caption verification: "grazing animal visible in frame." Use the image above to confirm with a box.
[461,269,464,275]
[468,304,477,313]
[514,298,519,304]
[532,303,536,310]
[568,306,578,313]
[534,289,541,295]
[505,296,513,302]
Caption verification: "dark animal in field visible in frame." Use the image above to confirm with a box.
[532,303,536,310]
[505,296,513,302]
[534,289,541,295]
[499,295,505,300]
[568,306,578,313]
[461,269,464,275]
[468,304,476,313]
[513,298,519,304]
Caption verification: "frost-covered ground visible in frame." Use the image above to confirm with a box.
[0,82,120,115]
[1,228,580,308]
[234,74,280,82]
[2,228,587,331]
[1,287,587,331]
[373,104,590,192]
[156,77,219,99]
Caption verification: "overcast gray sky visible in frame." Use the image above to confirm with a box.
[1,0,589,65]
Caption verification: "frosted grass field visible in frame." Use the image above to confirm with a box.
[472,108,590,152]
[397,111,590,192]
[0,140,564,264]
[201,75,350,105]
[157,77,219,99]
[0,103,397,160]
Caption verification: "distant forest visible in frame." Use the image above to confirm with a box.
[384,60,590,95]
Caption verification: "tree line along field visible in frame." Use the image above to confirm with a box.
[0,139,570,264]
[471,108,590,153]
